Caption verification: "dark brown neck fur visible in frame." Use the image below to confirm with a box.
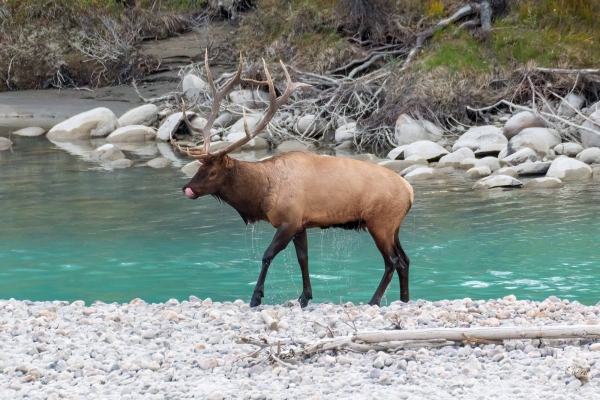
[215,157,272,224]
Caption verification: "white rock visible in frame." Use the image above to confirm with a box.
[474,143,507,157]
[293,114,327,136]
[580,111,600,147]
[277,140,310,152]
[335,122,357,143]
[546,156,592,181]
[0,137,13,150]
[156,112,196,141]
[394,114,442,145]
[495,167,518,178]
[404,167,439,181]
[182,74,207,94]
[554,142,584,157]
[506,128,561,156]
[12,127,46,137]
[400,164,429,177]
[106,125,156,142]
[47,108,120,140]
[208,391,225,400]
[225,132,268,150]
[229,89,268,109]
[188,116,208,134]
[386,145,410,160]
[501,148,538,166]
[214,113,237,128]
[437,147,475,167]
[229,115,262,136]
[111,159,132,168]
[378,159,428,172]
[473,175,523,189]
[511,161,552,176]
[503,111,545,139]
[181,160,202,176]
[403,140,449,161]
[589,343,600,351]
[452,126,506,152]
[464,166,491,179]
[118,104,158,127]
[90,144,125,162]
[524,177,564,189]
[142,329,156,339]
[147,157,172,168]
[557,92,585,117]
[576,147,600,164]
[476,157,501,172]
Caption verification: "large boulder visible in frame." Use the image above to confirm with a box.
[506,128,561,156]
[557,93,585,118]
[118,104,158,127]
[293,114,327,137]
[90,144,125,162]
[524,177,564,189]
[335,122,357,143]
[47,108,120,140]
[437,147,475,167]
[106,125,157,142]
[156,112,196,141]
[12,127,46,137]
[580,111,600,148]
[0,137,13,150]
[510,161,552,176]
[402,140,448,162]
[394,114,442,145]
[546,156,592,181]
[576,147,600,164]
[503,111,545,140]
[501,147,538,165]
[465,166,491,179]
[452,126,506,152]
[554,142,583,157]
[473,175,523,190]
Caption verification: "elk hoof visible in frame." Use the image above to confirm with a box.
[298,293,312,308]
[250,293,262,308]
[368,299,381,307]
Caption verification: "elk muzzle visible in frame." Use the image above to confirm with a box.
[183,187,199,199]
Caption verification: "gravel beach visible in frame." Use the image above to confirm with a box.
[2,295,600,400]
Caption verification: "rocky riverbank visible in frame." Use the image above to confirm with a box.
[1,296,600,399]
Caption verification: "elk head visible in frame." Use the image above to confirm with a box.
[171,50,310,200]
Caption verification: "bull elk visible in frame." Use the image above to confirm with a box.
[171,52,414,308]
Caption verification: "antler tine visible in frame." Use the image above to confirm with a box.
[214,60,312,156]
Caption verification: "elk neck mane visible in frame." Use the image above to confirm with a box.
[213,156,273,225]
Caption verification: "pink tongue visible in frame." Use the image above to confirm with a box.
[185,188,196,198]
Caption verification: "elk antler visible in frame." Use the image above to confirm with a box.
[171,49,310,159]
[212,59,311,156]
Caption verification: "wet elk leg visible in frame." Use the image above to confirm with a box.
[293,230,312,307]
[250,223,298,307]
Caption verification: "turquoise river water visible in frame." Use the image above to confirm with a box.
[1,132,600,306]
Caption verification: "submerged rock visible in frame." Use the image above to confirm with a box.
[473,175,523,189]
[0,137,13,150]
[147,157,172,168]
[106,125,157,142]
[524,177,564,189]
[12,127,46,137]
[90,144,125,162]
[47,108,120,140]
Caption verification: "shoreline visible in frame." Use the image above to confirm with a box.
[2,295,599,399]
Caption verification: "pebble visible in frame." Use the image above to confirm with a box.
[0,296,598,398]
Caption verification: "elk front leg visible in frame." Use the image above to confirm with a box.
[293,230,312,308]
[250,223,297,307]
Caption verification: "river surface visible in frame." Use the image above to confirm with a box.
[1,125,600,306]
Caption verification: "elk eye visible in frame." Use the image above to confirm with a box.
[209,170,217,177]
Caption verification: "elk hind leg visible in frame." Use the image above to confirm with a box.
[293,230,312,308]
[394,230,410,303]
[250,223,298,307]
[368,228,396,307]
